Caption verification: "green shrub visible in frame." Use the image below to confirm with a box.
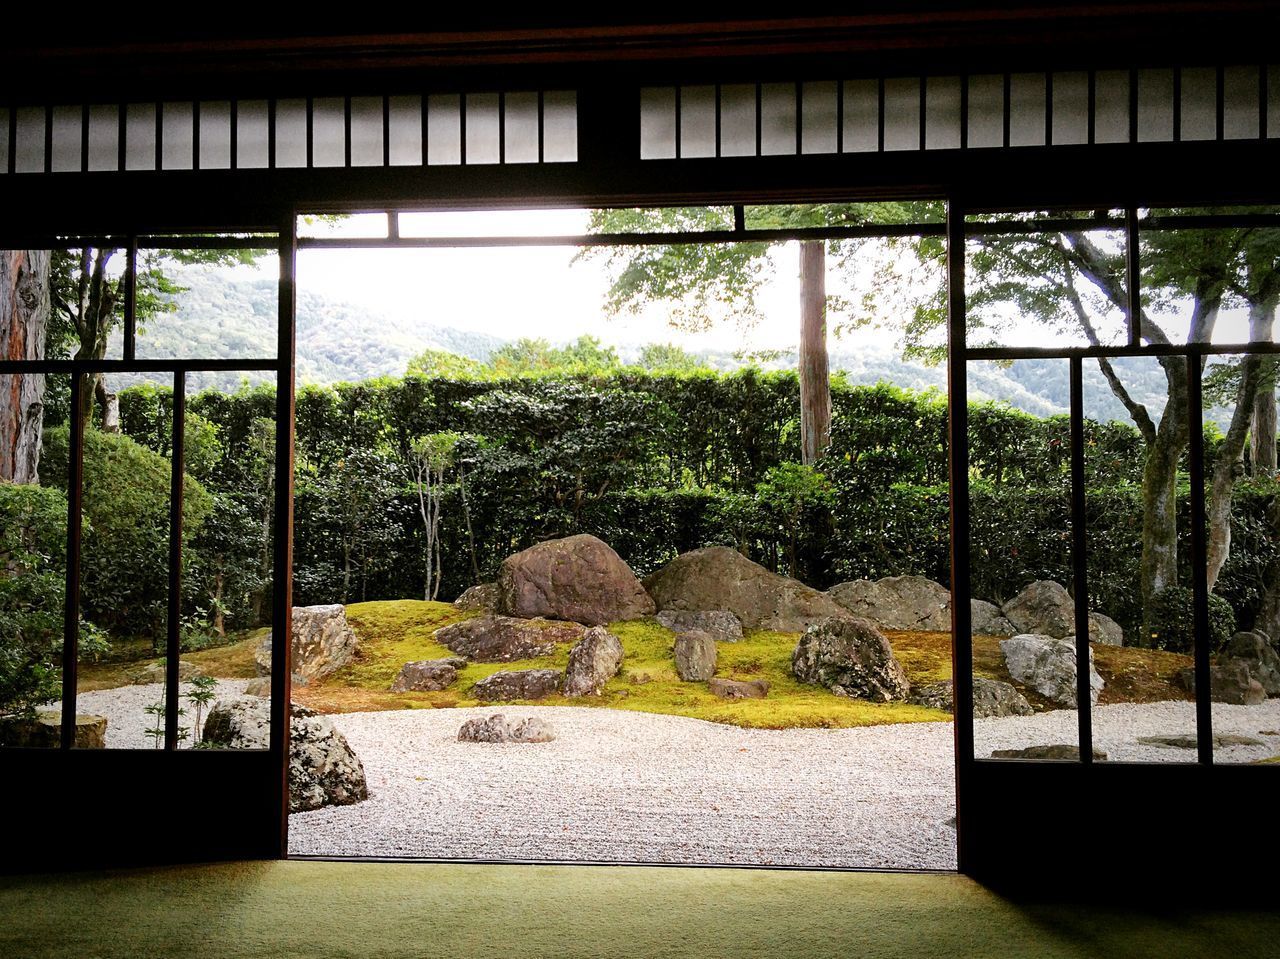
[1146,586,1235,654]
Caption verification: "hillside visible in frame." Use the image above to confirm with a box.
[106,266,1213,428]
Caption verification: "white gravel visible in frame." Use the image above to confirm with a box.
[66,685,1280,869]
[61,680,253,750]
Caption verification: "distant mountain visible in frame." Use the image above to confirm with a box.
[106,266,1227,429]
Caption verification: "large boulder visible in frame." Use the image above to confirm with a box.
[563,627,624,697]
[458,714,557,743]
[827,575,951,631]
[971,600,1017,637]
[203,699,367,813]
[454,582,500,611]
[907,678,1034,718]
[655,608,744,642]
[1000,633,1103,707]
[0,711,107,749]
[1177,661,1266,705]
[673,630,717,681]
[472,669,562,701]
[1002,582,1124,645]
[435,614,586,662]
[497,533,654,625]
[791,617,911,702]
[645,546,846,632]
[390,658,465,693]
[254,604,359,683]
[1219,631,1280,697]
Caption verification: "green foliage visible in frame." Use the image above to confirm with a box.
[406,348,491,380]
[41,427,214,642]
[1146,586,1236,654]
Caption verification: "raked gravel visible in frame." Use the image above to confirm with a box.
[68,683,1280,870]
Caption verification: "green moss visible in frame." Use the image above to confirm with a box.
[326,602,950,729]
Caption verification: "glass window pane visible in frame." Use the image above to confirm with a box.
[882,77,920,151]
[968,74,1004,148]
[50,106,82,173]
[297,213,389,239]
[924,76,961,150]
[87,105,119,172]
[349,97,384,167]
[311,97,345,168]
[1268,66,1280,139]
[199,101,232,170]
[801,81,838,154]
[14,106,46,173]
[236,100,270,169]
[640,87,676,160]
[125,103,158,171]
[0,109,9,173]
[842,79,879,152]
[274,99,308,168]
[387,95,423,166]
[1051,72,1089,146]
[679,85,716,158]
[427,94,461,165]
[503,92,539,164]
[719,84,757,157]
[161,102,194,170]
[541,91,577,163]
[759,82,797,156]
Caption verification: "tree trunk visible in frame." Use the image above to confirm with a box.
[798,239,831,465]
[1206,354,1262,591]
[1139,356,1191,634]
[96,374,120,434]
[0,250,50,484]
[1253,494,1280,642]
[1250,305,1277,477]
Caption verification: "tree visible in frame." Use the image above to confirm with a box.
[580,203,938,464]
[408,432,461,601]
[0,250,51,483]
[952,211,1280,635]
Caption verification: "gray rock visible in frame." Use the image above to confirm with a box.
[472,669,562,701]
[435,614,586,662]
[390,659,463,693]
[1221,631,1280,696]
[563,627,624,697]
[454,582,500,611]
[827,575,951,631]
[907,678,1034,718]
[655,608,744,642]
[255,604,359,683]
[971,599,1017,637]
[990,744,1108,761]
[674,630,717,681]
[791,617,911,702]
[203,699,367,813]
[1137,733,1266,749]
[497,533,654,625]
[645,546,846,632]
[128,660,203,685]
[1002,581,1076,638]
[1086,612,1126,647]
[458,713,557,743]
[243,678,271,697]
[708,677,770,699]
[0,711,107,749]
[1178,661,1266,705]
[1000,633,1103,707]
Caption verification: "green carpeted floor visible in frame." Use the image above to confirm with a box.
[1,860,1276,959]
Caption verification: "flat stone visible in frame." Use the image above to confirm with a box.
[0,711,107,749]
[435,615,586,662]
[1137,733,1266,749]
[390,659,463,693]
[471,669,562,702]
[990,744,1108,761]
[458,713,557,743]
[128,660,203,685]
[707,677,769,699]
[673,630,717,682]
[655,609,744,642]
